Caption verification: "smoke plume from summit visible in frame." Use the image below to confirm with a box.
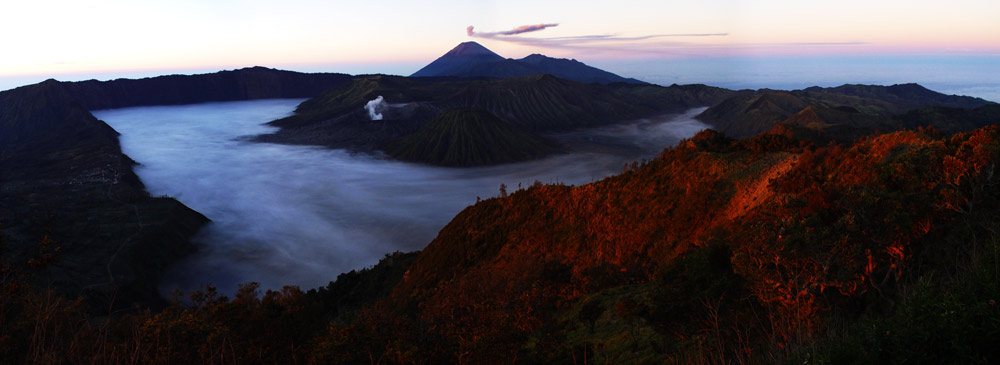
[465,23,729,56]
[466,24,559,38]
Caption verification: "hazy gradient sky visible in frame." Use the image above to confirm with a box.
[2,0,999,94]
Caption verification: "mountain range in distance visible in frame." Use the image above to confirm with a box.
[411,41,647,85]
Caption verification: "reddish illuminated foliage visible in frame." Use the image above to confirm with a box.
[4,126,1000,362]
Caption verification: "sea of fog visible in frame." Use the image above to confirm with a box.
[94,100,710,295]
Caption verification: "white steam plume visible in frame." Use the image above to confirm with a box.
[365,96,386,121]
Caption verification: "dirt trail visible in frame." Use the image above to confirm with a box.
[721,154,799,223]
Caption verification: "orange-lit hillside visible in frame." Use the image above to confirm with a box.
[393,131,802,307]
[4,125,1000,363]
[382,125,1000,361]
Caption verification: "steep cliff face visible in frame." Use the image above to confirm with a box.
[0,80,209,308]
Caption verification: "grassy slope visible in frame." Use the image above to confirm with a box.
[382,108,560,166]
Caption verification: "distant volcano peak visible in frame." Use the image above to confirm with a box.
[410,42,505,78]
[444,41,501,57]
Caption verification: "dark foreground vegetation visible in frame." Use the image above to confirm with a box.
[5,123,1000,363]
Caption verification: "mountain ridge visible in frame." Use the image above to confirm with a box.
[60,66,352,110]
[697,84,994,140]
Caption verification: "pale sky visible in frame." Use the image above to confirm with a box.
[2,0,999,92]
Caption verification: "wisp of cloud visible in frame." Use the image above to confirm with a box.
[466,23,728,55]
[465,23,868,57]
[467,24,559,37]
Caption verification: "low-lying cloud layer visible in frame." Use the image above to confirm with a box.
[96,101,711,296]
